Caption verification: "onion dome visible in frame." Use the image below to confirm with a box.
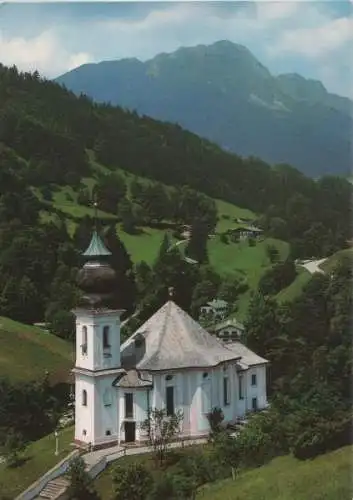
[76,230,117,308]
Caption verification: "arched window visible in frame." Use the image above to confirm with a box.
[103,326,110,349]
[82,389,87,406]
[82,326,87,355]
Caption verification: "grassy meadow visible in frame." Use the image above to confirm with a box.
[0,426,74,499]
[0,316,73,384]
[197,445,352,500]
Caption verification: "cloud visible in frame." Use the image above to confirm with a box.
[0,30,92,76]
[270,15,353,58]
[0,1,352,97]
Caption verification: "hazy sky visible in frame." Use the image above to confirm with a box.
[0,1,352,98]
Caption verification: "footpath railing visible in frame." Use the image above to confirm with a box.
[15,450,80,500]
[16,436,208,500]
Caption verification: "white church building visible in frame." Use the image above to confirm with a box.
[73,230,268,450]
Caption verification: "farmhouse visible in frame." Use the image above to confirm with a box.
[72,230,268,450]
[228,225,263,241]
[212,318,245,341]
[200,299,229,322]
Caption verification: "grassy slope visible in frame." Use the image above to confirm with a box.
[33,152,292,318]
[276,267,312,304]
[0,316,73,384]
[95,444,209,499]
[0,426,74,499]
[320,248,353,273]
[198,446,353,500]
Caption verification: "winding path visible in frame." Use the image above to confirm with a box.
[300,258,327,275]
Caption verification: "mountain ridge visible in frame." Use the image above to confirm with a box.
[56,40,352,177]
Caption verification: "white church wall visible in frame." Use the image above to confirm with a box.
[93,376,119,446]
[117,388,149,442]
[74,312,121,372]
[74,374,94,444]
[245,365,267,411]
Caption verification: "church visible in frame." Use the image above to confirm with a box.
[73,229,268,449]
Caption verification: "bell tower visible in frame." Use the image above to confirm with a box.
[72,216,124,449]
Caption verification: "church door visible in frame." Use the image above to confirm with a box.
[125,421,136,443]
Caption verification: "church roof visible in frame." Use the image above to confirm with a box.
[113,369,153,388]
[83,230,112,258]
[225,341,269,369]
[120,301,242,371]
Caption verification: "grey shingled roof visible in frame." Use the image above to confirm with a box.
[213,318,245,332]
[113,369,153,388]
[120,301,242,371]
[225,341,269,369]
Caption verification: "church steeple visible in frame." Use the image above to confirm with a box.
[76,208,117,309]
[82,230,112,259]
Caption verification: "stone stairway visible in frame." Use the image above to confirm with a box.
[36,477,70,499]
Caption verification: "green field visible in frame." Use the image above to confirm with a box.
[276,267,312,304]
[0,426,74,499]
[0,316,73,384]
[214,199,256,233]
[198,446,352,500]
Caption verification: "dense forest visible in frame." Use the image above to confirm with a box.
[0,64,352,476]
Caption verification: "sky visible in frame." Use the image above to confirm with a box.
[0,1,352,98]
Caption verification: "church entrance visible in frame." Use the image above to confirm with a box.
[125,421,136,443]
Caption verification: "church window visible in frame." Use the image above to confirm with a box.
[166,386,175,416]
[82,326,87,355]
[82,390,87,406]
[105,430,111,436]
[166,374,173,381]
[251,373,257,386]
[125,393,133,418]
[238,375,244,400]
[223,377,230,406]
[103,326,110,349]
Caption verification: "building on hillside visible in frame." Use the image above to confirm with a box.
[72,230,268,450]
[212,318,245,341]
[200,299,229,323]
[227,225,263,242]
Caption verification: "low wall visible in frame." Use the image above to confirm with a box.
[15,450,80,500]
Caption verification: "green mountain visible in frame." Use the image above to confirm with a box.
[56,40,353,178]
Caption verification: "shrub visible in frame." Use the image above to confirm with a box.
[112,462,152,500]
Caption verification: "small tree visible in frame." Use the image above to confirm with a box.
[207,407,224,439]
[266,244,279,264]
[112,462,152,500]
[1,430,25,468]
[213,431,241,480]
[140,408,183,465]
[67,456,100,500]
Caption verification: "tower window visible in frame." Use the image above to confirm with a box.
[82,389,87,406]
[239,375,244,400]
[82,326,87,355]
[251,374,257,386]
[223,377,230,406]
[103,326,110,349]
[166,386,175,416]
